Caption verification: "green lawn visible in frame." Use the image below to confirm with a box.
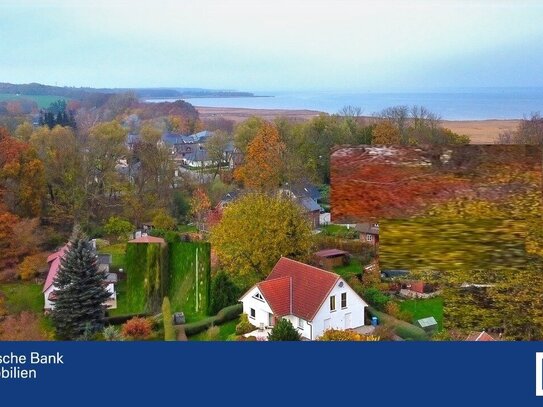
[189,318,239,341]
[108,279,129,317]
[399,297,443,331]
[177,224,198,233]
[102,243,127,270]
[0,283,44,314]
[0,93,68,109]
[321,224,357,237]
[333,259,363,278]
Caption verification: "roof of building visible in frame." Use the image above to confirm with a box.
[43,245,69,293]
[465,331,496,341]
[298,196,322,212]
[417,317,438,328]
[97,254,112,265]
[314,249,349,258]
[128,235,166,244]
[355,222,380,235]
[287,183,322,201]
[255,257,340,321]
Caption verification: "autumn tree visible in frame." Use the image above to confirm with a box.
[205,130,232,179]
[210,193,313,287]
[17,253,47,281]
[152,209,177,231]
[0,312,49,341]
[14,122,33,142]
[234,122,285,191]
[0,127,45,217]
[189,188,211,231]
[30,125,83,224]
[103,216,133,241]
[318,329,380,341]
[233,116,265,154]
[372,121,402,145]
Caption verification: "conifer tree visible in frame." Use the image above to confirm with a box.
[51,227,111,340]
[267,318,301,341]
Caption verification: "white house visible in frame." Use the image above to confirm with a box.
[43,244,117,312]
[239,257,368,340]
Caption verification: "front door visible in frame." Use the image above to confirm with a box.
[345,313,351,329]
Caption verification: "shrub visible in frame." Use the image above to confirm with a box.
[162,297,175,341]
[183,303,243,337]
[152,209,177,231]
[268,319,301,341]
[398,310,414,323]
[235,313,257,335]
[103,216,133,241]
[103,325,123,341]
[204,325,220,340]
[384,301,400,318]
[318,329,380,341]
[216,303,243,324]
[372,324,396,341]
[0,312,49,341]
[121,317,153,340]
[17,253,47,280]
[363,287,390,310]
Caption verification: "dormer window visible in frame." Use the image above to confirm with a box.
[253,292,264,301]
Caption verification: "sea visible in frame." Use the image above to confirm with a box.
[146,87,543,120]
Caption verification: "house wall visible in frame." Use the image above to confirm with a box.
[311,278,367,340]
[240,286,274,329]
[283,315,312,339]
[43,285,55,310]
[306,211,320,229]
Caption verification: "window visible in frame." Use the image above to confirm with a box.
[329,295,336,312]
[253,292,264,301]
[250,308,256,319]
[298,317,304,329]
[341,292,347,309]
[366,234,374,242]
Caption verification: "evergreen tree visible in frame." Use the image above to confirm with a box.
[51,227,111,340]
[209,271,239,315]
[267,318,301,341]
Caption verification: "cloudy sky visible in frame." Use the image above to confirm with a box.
[1,0,543,91]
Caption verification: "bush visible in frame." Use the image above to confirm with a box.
[384,301,400,318]
[363,287,390,310]
[17,253,47,280]
[121,317,153,340]
[105,313,151,325]
[183,303,243,337]
[372,324,396,341]
[398,310,414,323]
[152,209,177,231]
[103,216,133,241]
[103,325,123,341]
[204,325,220,340]
[318,329,380,341]
[268,318,301,341]
[235,313,257,335]
[162,297,175,341]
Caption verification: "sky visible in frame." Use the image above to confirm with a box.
[1,0,543,92]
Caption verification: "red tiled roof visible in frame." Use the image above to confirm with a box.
[128,235,165,244]
[465,331,496,342]
[43,245,69,293]
[263,257,339,321]
[314,248,349,258]
[258,276,291,316]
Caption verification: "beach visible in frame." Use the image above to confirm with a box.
[196,106,519,144]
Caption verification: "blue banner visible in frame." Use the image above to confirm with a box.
[0,342,542,405]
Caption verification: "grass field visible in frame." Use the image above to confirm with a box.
[0,283,43,313]
[333,259,363,278]
[0,93,68,109]
[399,297,443,331]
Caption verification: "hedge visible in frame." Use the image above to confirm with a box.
[368,306,429,341]
[105,313,152,326]
[182,303,242,337]
[125,242,168,313]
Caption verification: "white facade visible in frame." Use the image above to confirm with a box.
[240,277,367,340]
[311,278,366,340]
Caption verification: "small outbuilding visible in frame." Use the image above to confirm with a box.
[314,249,350,271]
[416,316,438,333]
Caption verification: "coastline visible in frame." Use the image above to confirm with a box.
[196,106,519,143]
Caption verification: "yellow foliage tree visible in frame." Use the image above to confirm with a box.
[372,121,402,145]
[318,329,380,341]
[234,122,285,192]
[18,253,47,281]
[210,193,313,286]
